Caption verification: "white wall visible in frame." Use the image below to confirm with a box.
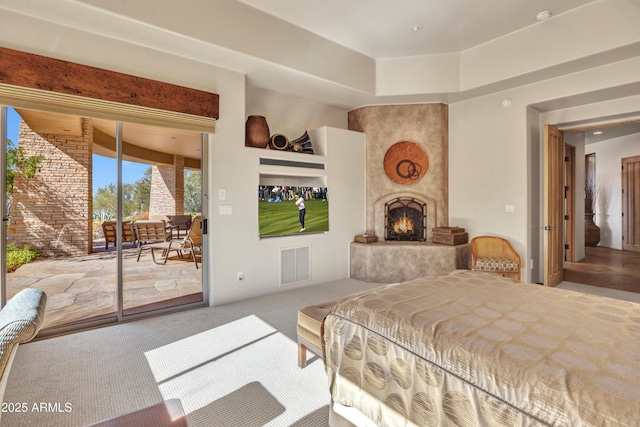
[246,88,347,137]
[0,13,364,307]
[211,125,365,305]
[449,56,640,283]
[585,133,640,249]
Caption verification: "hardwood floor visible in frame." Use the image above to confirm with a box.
[563,246,640,293]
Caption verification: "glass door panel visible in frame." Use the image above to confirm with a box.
[2,107,206,333]
[120,120,203,315]
[3,106,118,330]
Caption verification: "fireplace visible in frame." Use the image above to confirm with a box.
[385,197,427,241]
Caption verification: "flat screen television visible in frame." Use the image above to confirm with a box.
[258,185,328,237]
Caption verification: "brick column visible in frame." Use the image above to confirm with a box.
[149,156,184,217]
[9,119,93,256]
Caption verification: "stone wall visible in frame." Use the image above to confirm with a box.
[9,119,92,256]
[149,156,185,217]
[348,104,449,242]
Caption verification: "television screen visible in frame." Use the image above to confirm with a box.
[258,185,328,237]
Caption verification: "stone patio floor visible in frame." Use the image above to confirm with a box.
[7,242,202,330]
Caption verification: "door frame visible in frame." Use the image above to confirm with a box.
[0,105,210,336]
[564,144,576,263]
[622,154,640,252]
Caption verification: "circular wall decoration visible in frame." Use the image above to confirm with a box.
[383,141,429,184]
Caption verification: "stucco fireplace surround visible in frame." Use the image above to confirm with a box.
[347,104,471,283]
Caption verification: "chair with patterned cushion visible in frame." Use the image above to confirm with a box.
[470,236,521,280]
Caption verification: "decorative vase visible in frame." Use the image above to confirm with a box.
[245,115,270,148]
[585,213,601,247]
[269,133,289,150]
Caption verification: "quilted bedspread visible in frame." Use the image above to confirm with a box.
[322,270,640,426]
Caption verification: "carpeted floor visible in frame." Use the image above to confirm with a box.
[4,278,382,427]
[5,274,638,427]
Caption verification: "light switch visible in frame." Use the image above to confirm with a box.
[505,204,515,213]
[219,189,226,200]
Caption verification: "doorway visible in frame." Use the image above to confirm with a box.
[1,105,208,334]
[545,120,640,291]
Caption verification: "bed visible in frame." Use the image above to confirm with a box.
[322,270,640,426]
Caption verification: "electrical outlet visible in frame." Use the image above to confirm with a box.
[237,271,244,282]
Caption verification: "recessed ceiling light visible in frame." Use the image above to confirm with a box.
[536,10,552,21]
[502,98,512,107]
[411,24,423,32]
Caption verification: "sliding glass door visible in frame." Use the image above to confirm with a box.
[1,105,207,332]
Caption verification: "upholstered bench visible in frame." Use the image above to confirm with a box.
[0,288,47,422]
[298,298,342,368]
[297,291,372,368]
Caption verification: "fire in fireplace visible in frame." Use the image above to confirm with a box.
[385,197,427,241]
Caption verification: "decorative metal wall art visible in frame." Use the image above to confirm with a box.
[383,141,428,184]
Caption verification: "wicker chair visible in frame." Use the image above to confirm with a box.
[470,236,521,280]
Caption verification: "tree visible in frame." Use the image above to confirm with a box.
[6,139,44,213]
[184,170,202,213]
[132,167,152,214]
[93,166,152,219]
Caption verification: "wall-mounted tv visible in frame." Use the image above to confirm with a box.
[259,184,328,237]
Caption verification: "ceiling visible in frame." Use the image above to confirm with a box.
[15,108,202,163]
[237,0,598,58]
[4,0,639,145]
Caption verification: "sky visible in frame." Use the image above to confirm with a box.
[6,107,149,194]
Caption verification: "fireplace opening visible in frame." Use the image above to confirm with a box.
[385,197,427,241]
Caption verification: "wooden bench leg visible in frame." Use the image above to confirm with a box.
[298,342,307,368]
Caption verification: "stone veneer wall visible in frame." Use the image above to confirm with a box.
[9,119,92,256]
[149,156,184,217]
[348,104,449,242]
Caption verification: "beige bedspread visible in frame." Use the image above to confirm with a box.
[323,270,640,426]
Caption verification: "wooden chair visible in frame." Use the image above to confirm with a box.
[101,221,137,249]
[167,214,192,238]
[101,221,117,250]
[470,236,521,280]
[134,221,173,263]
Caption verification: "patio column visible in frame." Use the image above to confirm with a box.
[9,119,93,256]
[149,155,184,217]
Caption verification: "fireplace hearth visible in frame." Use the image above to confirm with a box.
[385,197,427,241]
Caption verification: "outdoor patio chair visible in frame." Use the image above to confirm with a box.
[101,220,137,249]
[144,215,202,269]
[101,221,117,250]
[167,214,192,238]
[134,221,173,264]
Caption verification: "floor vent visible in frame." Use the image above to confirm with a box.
[281,246,311,286]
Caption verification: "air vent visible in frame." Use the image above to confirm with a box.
[260,158,325,169]
[281,246,310,286]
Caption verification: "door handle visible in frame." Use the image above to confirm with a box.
[542,225,556,231]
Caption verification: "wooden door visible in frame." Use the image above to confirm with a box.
[622,155,640,253]
[544,125,564,286]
